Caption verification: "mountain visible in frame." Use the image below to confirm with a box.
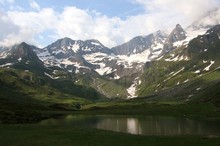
[34,37,111,73]
[162,24,186,53]
[111,30,167,63]
[31,23,204,82]
[112,30,167,56]
[137,24,220,105]
[0,42,48,75]
[0,42,105,101]
[1,7,220,101]
[182,24,220,60]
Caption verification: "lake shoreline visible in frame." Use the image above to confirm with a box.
[1,103,220,145]
[1,103,220,124]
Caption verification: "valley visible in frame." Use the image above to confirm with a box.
[1,7,220,145]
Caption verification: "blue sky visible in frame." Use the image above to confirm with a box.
[0,0,219,47]
[40,0,144,19]
[2,0,144,18]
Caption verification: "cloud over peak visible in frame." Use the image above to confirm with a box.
[0,0,219,47]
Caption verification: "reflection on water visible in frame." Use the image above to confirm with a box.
[39,115,220,136]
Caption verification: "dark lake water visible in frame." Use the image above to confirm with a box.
[39,115,220,136]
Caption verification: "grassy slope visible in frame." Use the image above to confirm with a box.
[0,68,95,123]
[93,78,128,98]
[72,73,129,99]
[137,59,220,105]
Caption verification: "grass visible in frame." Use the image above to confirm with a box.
[1,94,220,145]
[92,78,128,98]
[78,100,220,117]
[0,124,220,146]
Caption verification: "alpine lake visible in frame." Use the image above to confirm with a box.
[39,114,220,136]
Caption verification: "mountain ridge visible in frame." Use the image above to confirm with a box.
[1,8,220,100]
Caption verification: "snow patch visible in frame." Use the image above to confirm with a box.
[71,43,80,53]
[0,52,8,58]
[127,77,140,98]
[68,69,72,73]
[156,55,163,60]
[91,42,100,46]
[172,67,185,77]
[75,68,80,74]
[54,50,66,55]
[61,59,73,65]
[172,27,207,49]
[114,74,120,79]
[117,49,151,67]
[127,84,137,99]
[84,52,110,63]
[183,79,189,83]
[133,49,137,53]
[0,63,13,67]
[164,67,185,82]
[193,70,201,74]
[188,95,193,98]
[173,40,188,47]
[169,71,174,75]
[18,58,22,61]
[215,66,220,70]
[44,72,60,79]
[138,80,142,85]
[95,63,112,75]
[204,61,215,71]
[52,70,58,74]
[165,55,189,62]
[84,53,116,75]
[60,59,90,70]
[203,60,208,63]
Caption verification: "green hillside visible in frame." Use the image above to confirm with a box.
[0,68,106,123]
[137,26,220,105]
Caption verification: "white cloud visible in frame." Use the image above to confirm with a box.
[0,8,57,46]
[29,0,40,11]
[1,6,123,47]
[55,7,153,47]
[192,8,220,28]
[54,7,124,47]
[0,11,19,44]
[134,0,219,28]
[0,0,219,47]
[56,7,94,40]
[0,0,14,5]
